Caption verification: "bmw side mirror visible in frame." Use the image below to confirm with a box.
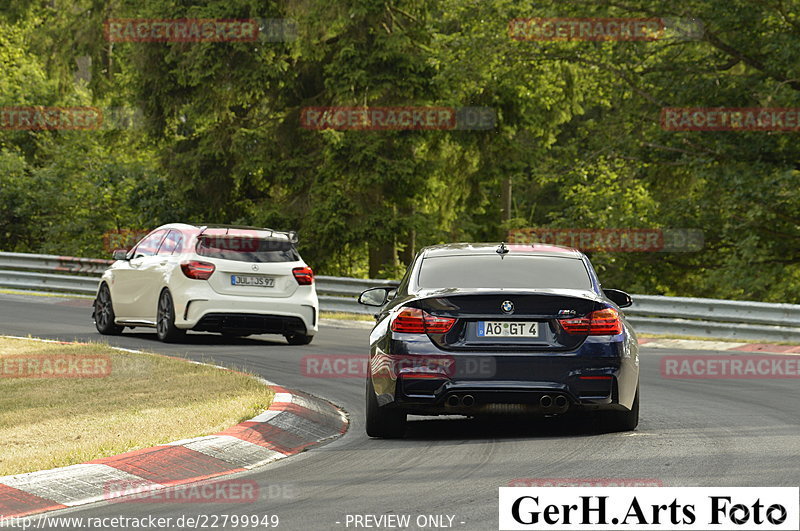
[112,249,129,261]
[604,289,633,308]
[359,287,392,307]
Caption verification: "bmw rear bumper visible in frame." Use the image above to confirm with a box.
[369,335,639,415]
[391,379,622,416]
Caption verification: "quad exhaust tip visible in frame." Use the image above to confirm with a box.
[446,394,476,407]
[445,393,567,410]
[540,394,569,410]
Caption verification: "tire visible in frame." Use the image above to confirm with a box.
[365,377,407,438]
[601,384,639,432]
[94,284,124,335]
[285,333,313,345]
[156,289,186,343]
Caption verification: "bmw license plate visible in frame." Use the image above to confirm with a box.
[477,321,538,337]
[231,275,275,287]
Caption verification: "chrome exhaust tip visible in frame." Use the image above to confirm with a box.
[446,395,460,407]
[462,395,475,407]
[554,395,568,408]
[539,395,553,408]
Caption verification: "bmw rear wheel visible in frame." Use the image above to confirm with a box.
[94,284,124,335]
[157,289,186,343]
[365,377,407,438]
[601,384,639,432]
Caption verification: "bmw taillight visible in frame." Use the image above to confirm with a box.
[180,260,215,280]
[292,266,314,285]
[391,307,456,334]
[559,307,622,335]
[424,313,457,333]
[391,308,426,333]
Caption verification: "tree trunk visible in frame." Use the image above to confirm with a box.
[399,227,416,266]
[500,176,512,239]
[369,240,396,278]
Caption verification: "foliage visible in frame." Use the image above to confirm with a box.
[1,0,798,300]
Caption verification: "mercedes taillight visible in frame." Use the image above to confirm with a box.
[292,266,314,285]
[180,260,215,280]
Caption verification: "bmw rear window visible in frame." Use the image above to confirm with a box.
[417,255,592,290]
[196,236,300,263]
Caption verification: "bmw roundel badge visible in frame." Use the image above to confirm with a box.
[501,300,514,313]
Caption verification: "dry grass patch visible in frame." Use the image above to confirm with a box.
[0,337,273,476]
[320,311,374,322]
[638,333,800,346]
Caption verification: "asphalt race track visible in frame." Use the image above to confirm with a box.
[1,291,798,530]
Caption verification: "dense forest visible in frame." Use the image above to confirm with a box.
[1,0,799,302]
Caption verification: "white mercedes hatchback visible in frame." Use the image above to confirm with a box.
[93,223,318,344]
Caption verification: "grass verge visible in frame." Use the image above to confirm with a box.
[0,337,273,476]
[638,333,800,346]
[0,289,92,299]
[320,311,374,322]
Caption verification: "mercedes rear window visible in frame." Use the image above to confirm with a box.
[417,255,592,290]
[196,236,300,263]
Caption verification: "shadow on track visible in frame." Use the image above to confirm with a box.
[119,331,289,347]
[401,413,623,441]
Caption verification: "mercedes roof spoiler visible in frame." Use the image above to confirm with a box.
[196,224,298,244]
